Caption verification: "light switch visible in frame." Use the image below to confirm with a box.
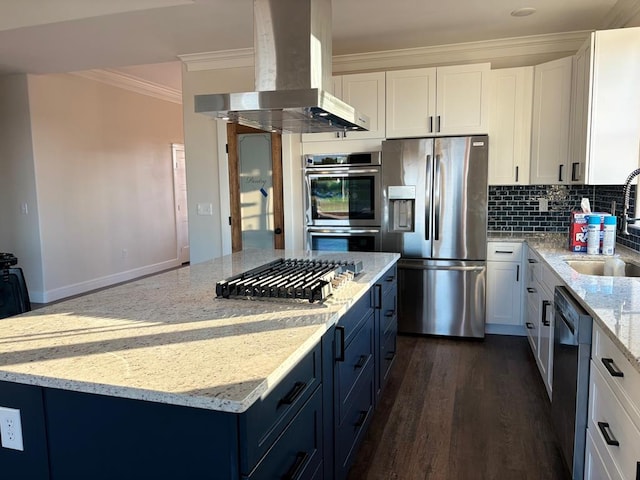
[197,203,213,216]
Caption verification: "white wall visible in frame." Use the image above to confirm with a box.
[0,74,45,296]
[181,66,252,263]
[25,73,184,302]
[181,65,306,262]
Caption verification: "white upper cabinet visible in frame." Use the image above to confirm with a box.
[488,67,533,185]
[301,71,386,142]
[436,64,490,135]
[385,63,490,138]
[385,68,437,138]
[569,27,640,185]
[529,56,573,185]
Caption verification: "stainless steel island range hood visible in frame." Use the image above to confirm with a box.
[194,0,369,134]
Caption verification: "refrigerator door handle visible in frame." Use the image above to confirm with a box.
[425,154,432,241]
[434,154,441,241]
[399,263,485,272]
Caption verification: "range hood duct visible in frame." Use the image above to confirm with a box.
[194,0,369,134]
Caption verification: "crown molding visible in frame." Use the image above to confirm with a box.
[331,31,591,73]
[72,69,182,104]
[178,31,591,75]
[178,48,254,72]
[601,0,640,28]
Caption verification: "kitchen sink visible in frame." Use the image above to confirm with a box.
[564,259,640,277]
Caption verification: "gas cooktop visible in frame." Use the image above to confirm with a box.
[215,258,363,303]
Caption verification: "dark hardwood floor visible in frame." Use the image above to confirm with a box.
[348,334,569,480]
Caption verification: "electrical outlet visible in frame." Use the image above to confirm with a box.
[539,198,549,212]
[0,407,24,451]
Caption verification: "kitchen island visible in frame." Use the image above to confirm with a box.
[0,249,399,480]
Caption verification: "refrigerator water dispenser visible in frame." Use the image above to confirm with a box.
[388,186,415,232]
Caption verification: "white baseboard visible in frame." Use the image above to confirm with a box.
[31,259,182,304]
[485,323,527,336]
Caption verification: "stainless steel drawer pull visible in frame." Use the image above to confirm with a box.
[283,451,310,480]
[601,358,624,378]
[597,422,620,447]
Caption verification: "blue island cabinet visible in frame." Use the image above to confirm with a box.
[0,263,398,480]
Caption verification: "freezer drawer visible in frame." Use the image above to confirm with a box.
[397,259,486,338]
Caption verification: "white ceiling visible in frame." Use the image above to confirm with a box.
[1,0,639,87]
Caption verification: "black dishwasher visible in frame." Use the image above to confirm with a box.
[551,286,593,480]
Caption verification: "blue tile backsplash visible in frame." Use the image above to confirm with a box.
[488,184,640,253]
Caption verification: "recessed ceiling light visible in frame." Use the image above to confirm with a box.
[511,7,536,17]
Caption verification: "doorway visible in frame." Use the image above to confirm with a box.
[226,124,285,252]
[172,143,190,264]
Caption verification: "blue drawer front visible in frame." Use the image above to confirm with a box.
[335,311,374,425]
[240,342,322,474]
[335,372,375,480]
[244,386,323,480]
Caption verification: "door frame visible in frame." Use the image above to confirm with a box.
[171,143,189,264]
[226,123,285,252]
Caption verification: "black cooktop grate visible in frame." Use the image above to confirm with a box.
[215,258,363,303]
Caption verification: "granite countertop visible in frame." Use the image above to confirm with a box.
[492,233,640,373]
[0,249,399,413]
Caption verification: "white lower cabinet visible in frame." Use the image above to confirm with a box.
[524,246,558,399]
[584,428,621,480]
[585,323,640,480]
[486,242,524,331]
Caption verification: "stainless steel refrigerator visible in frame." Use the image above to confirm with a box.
[381,136,488,338]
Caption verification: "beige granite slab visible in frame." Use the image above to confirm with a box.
[0,249,399,413]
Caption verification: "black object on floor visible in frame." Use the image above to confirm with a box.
[1,253,31,319]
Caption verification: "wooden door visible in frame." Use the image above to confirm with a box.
[227,124,284,252]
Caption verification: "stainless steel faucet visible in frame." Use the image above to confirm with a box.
[621,168,640,235]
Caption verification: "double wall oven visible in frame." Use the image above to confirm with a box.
[304,152,382,252]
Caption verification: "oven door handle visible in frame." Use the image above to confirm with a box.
[305,168,381,176]
[307,229,381,235]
